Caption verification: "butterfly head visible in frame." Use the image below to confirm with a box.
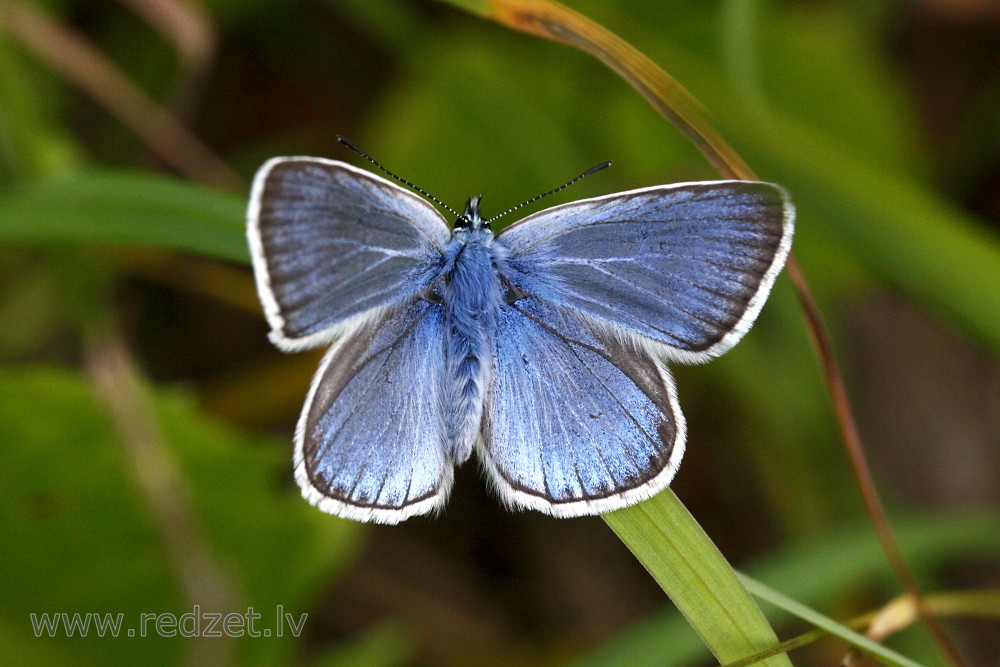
[454,195,490,232]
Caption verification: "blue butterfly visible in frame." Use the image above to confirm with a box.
[247,146,794,524]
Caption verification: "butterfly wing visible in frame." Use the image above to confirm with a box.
[295,300,452,524]
[480,298,684,516]
[496,181,794,363]
[248,157,451,351]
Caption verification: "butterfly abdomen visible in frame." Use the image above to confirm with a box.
[442,232,502,464]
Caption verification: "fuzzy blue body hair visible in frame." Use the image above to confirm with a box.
[439,225,503,464]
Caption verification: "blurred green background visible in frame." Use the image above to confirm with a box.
[0,0,998,665]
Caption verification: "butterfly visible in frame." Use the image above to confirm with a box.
[247,143,794,524]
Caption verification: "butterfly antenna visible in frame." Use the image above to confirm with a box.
[485,160,612,224]
[337,136,460,218]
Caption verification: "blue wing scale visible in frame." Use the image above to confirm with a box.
[294,301,452,524]
[248,157,451,351]
[497,180,794,363]
[479,298,685,516]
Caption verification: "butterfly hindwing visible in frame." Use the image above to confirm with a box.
[248,158,451,351]
[497,181,794,363]
[479,297,685,516]
[295,300,452,524]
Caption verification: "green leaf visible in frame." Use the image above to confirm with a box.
[0,172,248,263]
[0,366,362,666]
[603,491,791,666]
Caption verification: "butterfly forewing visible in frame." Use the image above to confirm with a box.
[497,181,794,363]
[296,300,452,524]
[248,158,451,351]
[480,298,684,516]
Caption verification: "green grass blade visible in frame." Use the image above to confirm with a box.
[0,172,248,263]
[731,112,1000,352]
[737,574,921,667]
[603,491,791,666]
[580,510,999,667]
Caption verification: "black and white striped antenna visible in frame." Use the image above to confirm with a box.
[339,136,611,224]
[338,136,461,218]
[485,161,612,224]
